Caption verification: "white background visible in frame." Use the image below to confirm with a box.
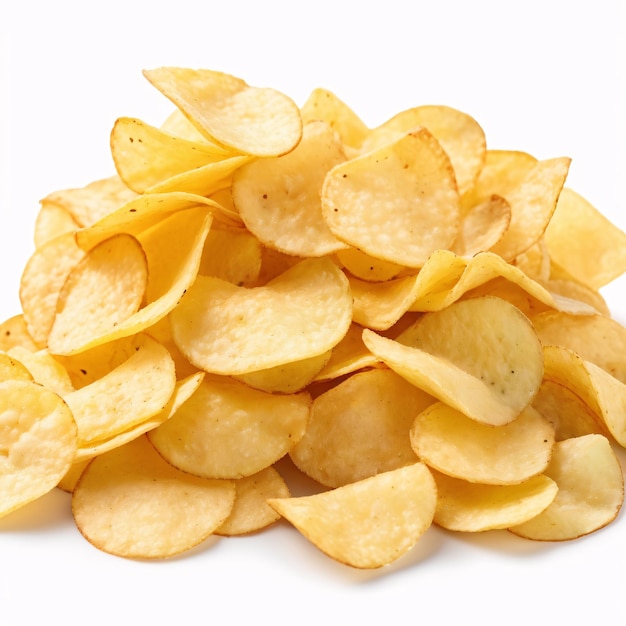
[1,1,625,624]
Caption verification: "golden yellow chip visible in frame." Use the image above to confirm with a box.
[33,199,78,248]
[364,296,544,425]
[47,234,148,355]
[1,379,77,518]
[290,368,434,487]
[142,67,302,157]
[268,462,437,569]
[147,375,310,479]
[322,128,460,268]
[6,346,74,395]
[0,315,39,352]
[336,247,404,282]
[232,120,348,256]
[170,257,352,375]
[509,434,624,540]
[411,402,554,484]
[72,435,235,559]
[0,352,34,382]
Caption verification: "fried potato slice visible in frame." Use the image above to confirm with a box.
[47,234,148,355]
[432,470,558,532]
[33,199,78,247]
[545,187,626,290]
[509,434,624,540]
[6,346,74,395]
[216,465,290,536]
[411,402,554,484]
[290,368,434,487]
[336,247,404,282]
[232,120,348,256]
[0,315,39,352]
[72,435,235,559]
[148,375,310,479]
[267,462,437,569]
[0,352,33,382]
[1,379,77,518]
[364,296,544,425]
[322,128,460,268]
[170,257,352,375]
[143,67,302,157]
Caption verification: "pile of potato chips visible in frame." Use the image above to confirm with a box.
[2,67,626,569]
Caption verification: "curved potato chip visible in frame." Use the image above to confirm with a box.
[362,104,486,195]
[1,379,77,518]
[410,402,554,484]
[0,315,39,352]
[143,67,302,157]
[509,434,624,541]
[268,462,437,569]
[72,435,235,559]
[365,296,544,425]
[33,200,78,248]
[545,187,626,290]
[216,466,290,536]
[290,368,434,487]
[148,375,310,479]
[0,352,33,382]
[47,234,148,355]
[432,470,558,532]
[170,257,352,375]
[336,247,404,282]
[322,128,460,268]
[232,120,348,256]
[6,346,73,395]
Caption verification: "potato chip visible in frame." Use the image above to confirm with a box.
[545,187,626,290]
[232,120,348,256]
[47,234,148,355]
[216,466,290,536]
[432,470,558,532]
[72,435,235,558]
[268,462,437,569]
[0,352,33,382]
[1,379,77,518]
[6,346,74,395]
[142,67,302,157]
[147,375,310,479]
[0,315,39,352]
[33,199,78,248]
[362,104,486,195]
[322,128,460,268]
[336,247,404,282]
[290,368,434,487]
[509,434,624,540]
[411,402,554,484]
[365,296,544,425]
[170,257,352,375]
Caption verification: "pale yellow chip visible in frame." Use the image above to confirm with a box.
[170,257,352,375]
[336,247,404,282]
[232,120,348,256]
[1,379,77,518]
[545,187,626,290]
[20,232,86,347]
[362,104,486,195]
[47,234,148,355]
[0,315,39,352]
[0,352,34,382]
[364,296,544,425]
[6,346,74,395]
[509,434,624,540]
[322,128,460,268]
[72,435,235,559]
[63,334,176,448]
[33,199,78,248]
[147,375,310,479]
[111,116,233,193]
[216,465,290,536]
[432,470,558,532]
[410,402,554,484]
[143,67,302,157]
[290,368,434,487]
[268,462,437,569]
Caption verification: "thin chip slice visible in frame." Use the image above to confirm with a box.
[0,315,39,352]
[33,199,78,248]
[509,434,624,540]
[0,352,33,382]
[147,375,311,479]
[410,402,554,484]
[336,247,404,282]
[72,435,235,559]
[432,470,558,532]
[232,120,349,256]
[47,234,148,355]
[365,296,544,425]
[322,128,460,268]
[6,346,74,395]
[216,466,290,536]
[267,462,437,569]
[1,379,77,518]
[290,368,434,487]
[170,257,352,375]
[143,67,302,157]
